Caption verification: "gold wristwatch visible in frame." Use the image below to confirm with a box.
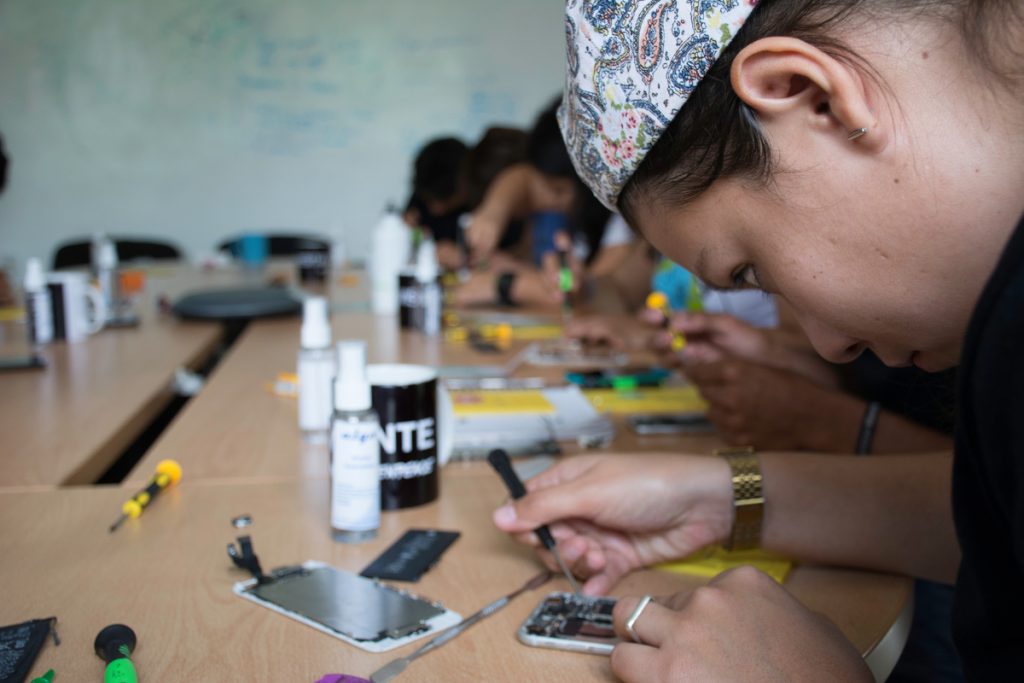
[714,447,764,551]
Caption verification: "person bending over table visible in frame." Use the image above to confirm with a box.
[453,101,635,309]
[494,0,1024,680]
[656,309,961,682]
[403,136,470,271]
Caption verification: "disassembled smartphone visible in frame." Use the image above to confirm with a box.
[525,341,628,368]
[627,413,715,435]
[518,592,619,655]
[233,561,461,653]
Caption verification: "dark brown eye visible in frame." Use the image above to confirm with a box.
[731,265,761,290]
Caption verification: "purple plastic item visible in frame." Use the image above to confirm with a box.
[315,676,371,683]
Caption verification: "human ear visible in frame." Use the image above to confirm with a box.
[730,37,886,151]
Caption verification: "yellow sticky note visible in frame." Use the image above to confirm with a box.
[450,389,555,415]
[657,547,792,583]
[474,323,563,341]
[266,372,298,397]
[584,386,707,415]
[0,307,24,322]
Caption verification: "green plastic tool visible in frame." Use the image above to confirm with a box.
[94,625,138,683]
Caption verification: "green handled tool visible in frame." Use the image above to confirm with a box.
[95,624,137,683]
[557,249,573,318]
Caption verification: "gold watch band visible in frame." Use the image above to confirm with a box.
[714,447,764,551]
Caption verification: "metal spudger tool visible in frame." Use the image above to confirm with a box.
[487,449,582,595]
[369,570,552,683]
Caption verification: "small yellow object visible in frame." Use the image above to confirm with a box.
[110,459,183,532]
[266,372,299,397]
[657,546,791,583]
[646,291,687,351]
[445,327,469,343]
[449,389,555,415]
[0,307,25,323]
[645,291,669,310]
[156,459,183,484]
[475,324,512,349]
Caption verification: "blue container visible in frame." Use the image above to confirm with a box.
[531,211,568,265]
[237,233,268,269]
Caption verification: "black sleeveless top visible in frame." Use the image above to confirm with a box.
[952,213,1024,679]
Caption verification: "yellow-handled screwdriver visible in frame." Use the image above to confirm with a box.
[646,292,687,352]
[108,459,182,533]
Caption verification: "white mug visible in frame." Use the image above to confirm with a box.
[46,272,105,342]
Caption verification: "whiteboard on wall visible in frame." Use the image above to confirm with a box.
[0,0,565,269]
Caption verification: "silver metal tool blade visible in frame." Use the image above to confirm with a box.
[550,546,582,595]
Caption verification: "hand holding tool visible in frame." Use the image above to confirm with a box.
[487,449,582,595]
[646,291,686,351]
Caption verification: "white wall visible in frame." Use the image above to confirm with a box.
[0,0,565,272]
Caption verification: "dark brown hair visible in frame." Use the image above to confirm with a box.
[619,0,1021,223]
[412,137,468,203]
[461,127,528,210]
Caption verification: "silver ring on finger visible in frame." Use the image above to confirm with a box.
[625,595,653,644]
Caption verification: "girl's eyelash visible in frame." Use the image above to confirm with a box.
[702,265,765,293]
[730,264,759,290]
[730,267,748,289]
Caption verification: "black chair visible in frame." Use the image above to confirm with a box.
[52,238,183,270]
[217,233,330,257]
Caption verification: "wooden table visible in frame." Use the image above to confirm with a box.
[128,313,720,485]
[0,281,913,681]
[0,270,222,488]
[0,472,911,682]
[0,262,367,489]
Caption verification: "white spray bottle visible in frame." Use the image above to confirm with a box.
[329,340,380,542]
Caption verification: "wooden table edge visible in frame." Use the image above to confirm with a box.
[59,326,223,486]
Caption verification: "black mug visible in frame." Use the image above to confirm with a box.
[397,270,419,329]
[297,244,330,283]
[368,364,445,509]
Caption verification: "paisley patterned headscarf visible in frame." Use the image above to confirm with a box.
[559,0,757,209]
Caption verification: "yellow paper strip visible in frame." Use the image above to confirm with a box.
[450,389,555,415]
[0,307,25,322]
[584,386,707,415]
[657,547,792,583]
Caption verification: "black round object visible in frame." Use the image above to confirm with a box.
[172,287,302,321]
[94,623,137,662]
[367,364,440,510]
[398,272,419,329]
